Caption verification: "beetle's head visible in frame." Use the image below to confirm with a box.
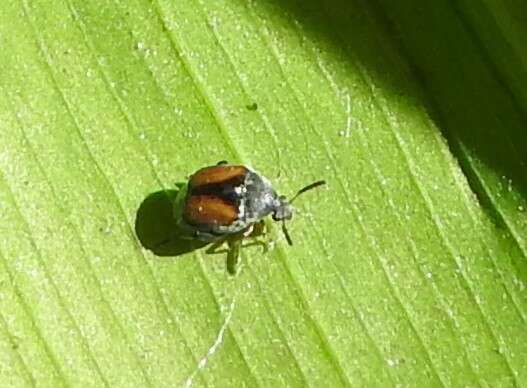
[272,195,293,222]
[272,180,326,245]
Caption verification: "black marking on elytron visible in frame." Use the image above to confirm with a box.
[188,174,246,209]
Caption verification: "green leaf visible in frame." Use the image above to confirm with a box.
[1,0,526,386]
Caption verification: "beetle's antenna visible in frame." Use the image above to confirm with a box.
[290,180,326,203]
[282,221,293,245]
[281,180,325,245]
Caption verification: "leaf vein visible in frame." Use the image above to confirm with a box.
[355,62,521,383]
[248,9,447,385]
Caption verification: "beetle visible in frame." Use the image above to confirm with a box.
[173,161,325,274]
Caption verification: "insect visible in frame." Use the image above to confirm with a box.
[173,161,325,274]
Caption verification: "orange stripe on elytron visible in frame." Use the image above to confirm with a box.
[184,195,238,226]
[189,165,248,188]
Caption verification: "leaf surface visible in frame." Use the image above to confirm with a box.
[0,0,526,386]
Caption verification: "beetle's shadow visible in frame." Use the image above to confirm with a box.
[135,188,207,257]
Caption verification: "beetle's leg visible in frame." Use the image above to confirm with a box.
[216,160,228,165]
[249,220,266,238]
[205,237,229,255]
[242,224,254,237]
[244,221,269,253]
[236,222,268,252]
[238,239,268,252]
[226,237,242,275]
